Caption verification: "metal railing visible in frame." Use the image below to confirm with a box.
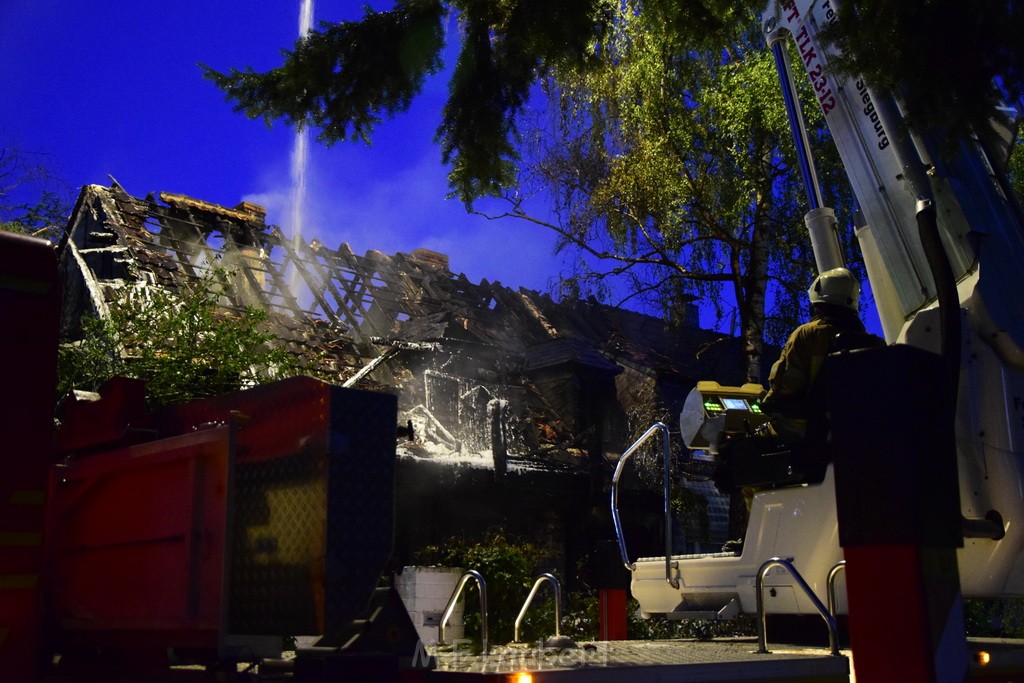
[439,569,489,654]
[611,422,677,587]
[826,560,846,619]
[756,557,839,656]
[513,573,562,643]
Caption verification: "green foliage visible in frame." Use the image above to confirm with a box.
[206,0,777,206]
[628,598,757,640]
[0,146,72,241]
[964,598,1024,638]
[671,487,710,543]
[204,0,605,205]
[58,270,295,409]
[206,0,1024,206]
[0,190,70,241]
[203,1,445,145]
[643,0,756,51]
[413,532,554,646]
[413,536,603,646]
[518,4,858,380]
[817,1,1024,153]
[1008,137,1024,203]
[0,220,30,236]
[437,0,607,203]
[558,591,601,642]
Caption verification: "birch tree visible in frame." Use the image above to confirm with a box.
[487,8,855,380]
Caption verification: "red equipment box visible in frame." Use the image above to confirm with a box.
[47,376,398,666]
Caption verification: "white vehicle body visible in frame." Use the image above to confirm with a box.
[628,0,1024,618]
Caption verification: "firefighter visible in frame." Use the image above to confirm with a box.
[760,267,866,442]
[720,268,869,553]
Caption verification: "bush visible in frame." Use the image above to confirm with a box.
[627,598,757,640]
[413,533,609,647]
[964,598,1024,638]
[58,269,295,409]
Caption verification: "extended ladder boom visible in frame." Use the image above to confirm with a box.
[764,0,1024,358]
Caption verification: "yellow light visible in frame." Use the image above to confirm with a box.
[975,650,991,666]
[509,673,534,683]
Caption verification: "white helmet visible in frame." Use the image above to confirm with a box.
[808,267,859,311]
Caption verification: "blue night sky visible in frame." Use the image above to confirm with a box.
[0,1,570,296]
[2,1,889,340]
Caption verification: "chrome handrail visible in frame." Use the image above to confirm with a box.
[756,557,839,656]
[611,422,677,587]
[513,573,562,643]
[827,560,846,618]
[439,569,489,654]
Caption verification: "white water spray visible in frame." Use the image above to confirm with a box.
[289,0,314,289]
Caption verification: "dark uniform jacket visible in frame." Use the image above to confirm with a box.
[762,308,865,441]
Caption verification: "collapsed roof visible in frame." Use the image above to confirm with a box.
[59,182,746,396]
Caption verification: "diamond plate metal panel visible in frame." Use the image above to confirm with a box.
[226,384,397,637]
[229,449,325,634]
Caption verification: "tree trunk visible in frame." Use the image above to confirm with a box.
[743,235,768,384]
[742,173,772,385]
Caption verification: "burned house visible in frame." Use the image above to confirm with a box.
[57,182,753,565]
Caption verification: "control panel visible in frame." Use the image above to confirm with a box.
[679,381,769,450]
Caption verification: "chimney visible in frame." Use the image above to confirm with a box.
[233,201,267,220]
[410,248,450,272]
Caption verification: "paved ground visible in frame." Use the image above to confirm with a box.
[431,637,851,681]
